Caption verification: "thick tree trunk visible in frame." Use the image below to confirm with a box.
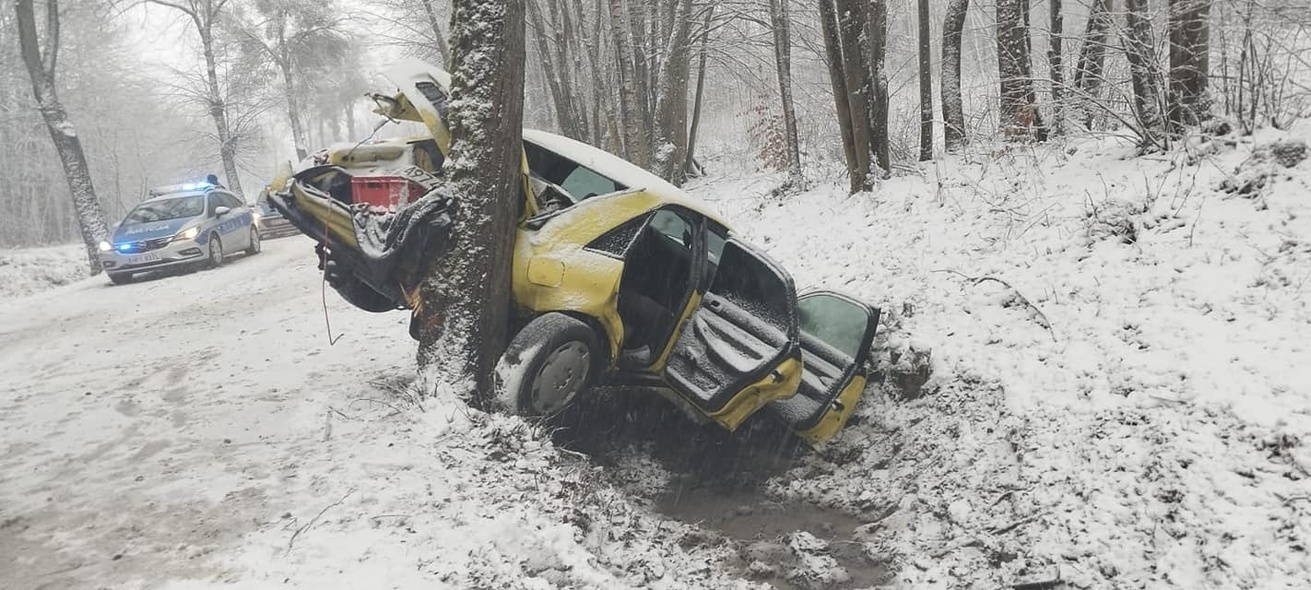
[1124,0,1165,144]
[917,0,932,160]
[997,0,1045,140]
[15,0,109,273]
[416,0,525,396]
[769,0,803,187]
[941,0,969,151]
[1167,0,1212,131]
[1049,0,1064,135]
[865,0,891,175]
[607,0,648,166]
[1074,0,1113,128]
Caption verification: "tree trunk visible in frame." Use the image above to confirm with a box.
[15,0,109,273]
[197,20,244,198]
[651,0,694,185]
[941,0,969,151]
[1074,0,1113,128]
[280,55,309,161]
[1167,0,1212,131]
[865,0,891,175]
[684,6,713,179]
[917,0,932,160]
[419,0,452,66]
[997,0,1045,140]
[416,0,526,397]
[769,0,803,187]
[527,0,579,138]
[1048,0,1063,135]
[820,0,869,193]
[1124,0,1165,145]
[607,0,647,166]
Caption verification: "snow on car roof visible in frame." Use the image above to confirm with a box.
[521,128,725,224]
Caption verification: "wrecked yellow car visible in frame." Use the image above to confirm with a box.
[267,60,880,445]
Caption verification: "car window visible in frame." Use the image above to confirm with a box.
[650,209,694,250]
[797,294,871,359]
[224,194,244,209]
[206,195,222,216]
[124,196,206,224]
[523,140,625,202]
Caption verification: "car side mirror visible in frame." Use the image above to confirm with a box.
[215,206,231,217]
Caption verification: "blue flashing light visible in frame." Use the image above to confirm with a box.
[117,244,132,252]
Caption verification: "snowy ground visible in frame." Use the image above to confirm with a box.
[2,123,1309,590]
[0,244,91,300]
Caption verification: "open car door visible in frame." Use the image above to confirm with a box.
[663,238,803,431]
[770,291,880,445]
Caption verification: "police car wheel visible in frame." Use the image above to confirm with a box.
[246,226,261,255]
[205,234,223,269]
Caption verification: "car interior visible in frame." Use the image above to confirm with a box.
[664,240,795,411]
[771,293,877,430]
[615,210,697,367]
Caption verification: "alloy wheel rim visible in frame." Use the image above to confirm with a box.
[531,341,590,415]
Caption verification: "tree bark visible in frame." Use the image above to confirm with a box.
[651,0,694,185]
[997,0,1045,140]
[1167,0,1212,131]
[769,0,803,187]
[917,0,932,160]
[1048,0,1064,135]
[820,0,869,193]
[607,0,646,165]
[941,0,969,151]
[1074,0,1113,128]
[15,0,109,273]
[419,0,452,66]
[416,0,526,397]
[684,6,713,179]
[865,0,891,175]
[1124,0,1165,144]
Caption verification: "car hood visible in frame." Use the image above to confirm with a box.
[113,218,193,243]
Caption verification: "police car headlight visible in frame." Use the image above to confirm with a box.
[98,241,112,252]
[174,227,200,241]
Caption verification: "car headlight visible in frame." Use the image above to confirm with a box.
[98,241,112,252]
[174,227,200,241]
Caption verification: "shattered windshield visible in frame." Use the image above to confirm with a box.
[123,196,205,224]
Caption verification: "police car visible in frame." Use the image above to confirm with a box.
[98,181,260,284]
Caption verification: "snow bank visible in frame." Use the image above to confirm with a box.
[0,243,90,300]
[689,122,1311,588]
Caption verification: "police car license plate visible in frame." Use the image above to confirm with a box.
[128,253,160,265]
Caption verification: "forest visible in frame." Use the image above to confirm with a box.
[4,0,1306,254]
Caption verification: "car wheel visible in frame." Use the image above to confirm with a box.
[493,313,600,417]
[205,234,223,269]
[245,226,261,255]
[108,272,133,285]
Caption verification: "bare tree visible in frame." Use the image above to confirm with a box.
[147,0,245,197]
[1049,0,1064,135]
[15,0,109,272]
[768,0,803,189]
[236,0,347,160]
[865,0,890,174]
[1167,0,1212,130]
[1073,0,1113,128]
[650,0,695,184]
[941,0,969,151]
[997,0,1045,139]
[917,0,932,160]
[414,0,525,396]
[1123,0,1165,145]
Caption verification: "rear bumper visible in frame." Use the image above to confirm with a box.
[258,217,301,239]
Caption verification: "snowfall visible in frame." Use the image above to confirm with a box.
[2,124,1309,590]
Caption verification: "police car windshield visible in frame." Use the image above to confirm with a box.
[124,196,205,224]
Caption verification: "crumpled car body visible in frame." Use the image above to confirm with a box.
[268,59,881,445]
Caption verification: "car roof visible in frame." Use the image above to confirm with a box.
[521,128,728,227]
[142,190,209,202]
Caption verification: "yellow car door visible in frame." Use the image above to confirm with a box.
[769,291,881,445]
[661,236,804,432]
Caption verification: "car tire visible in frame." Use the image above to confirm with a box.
[205,234,223,269]
[493,313,601,417]
[108,272,133,285]
[245,226,261,255]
